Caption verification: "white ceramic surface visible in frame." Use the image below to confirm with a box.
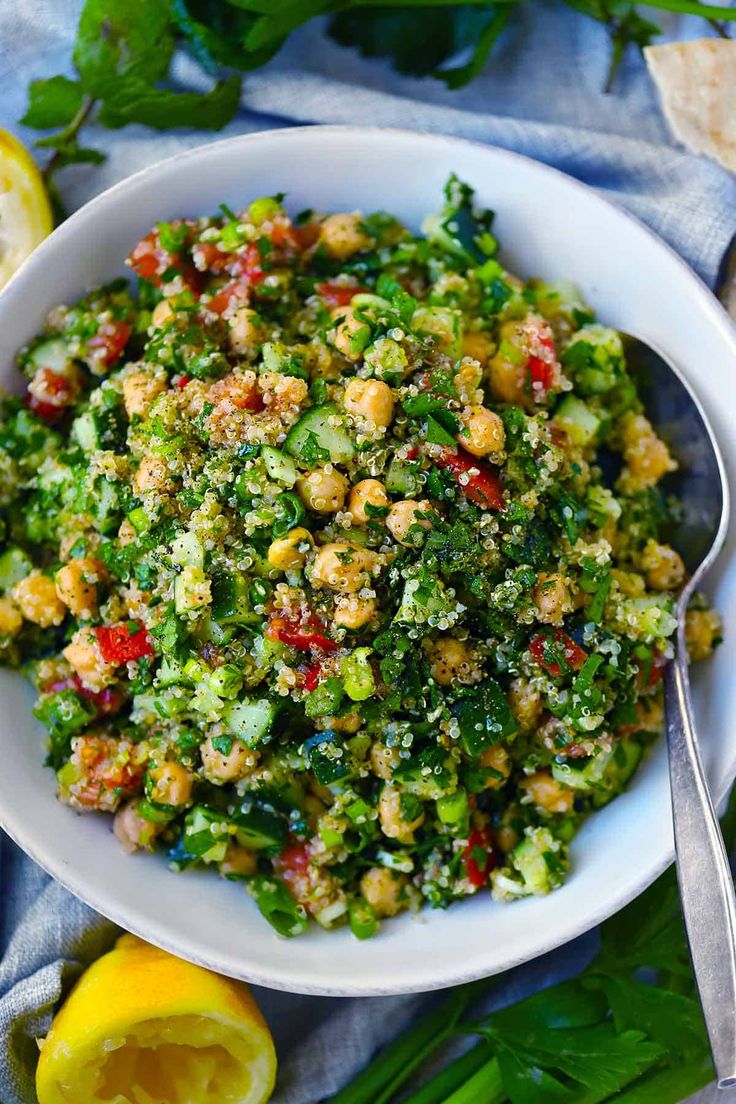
[0,126,735,996]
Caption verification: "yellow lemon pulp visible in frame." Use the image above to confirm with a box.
[36,934,277,1104]
[0,128,52,290]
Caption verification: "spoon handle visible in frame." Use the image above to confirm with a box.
[665,654,736,1087]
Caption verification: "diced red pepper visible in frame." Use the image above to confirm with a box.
[527,330,558,400]
[176,375,191,389]
[25,368,77,423]
[274,840,313,906]
[87,320,131,368]
[636,648,666,691]
[128,230,200,293]
[302,660,323,692]
[266,613,337,655]
[463,827,496,888]
[95,622,154,666]
[530,629,587,678]
[46,675,125,717]
[435,447,504,510]
[277,841,311,876]
[315,282,367,309]
[291,223,321,251]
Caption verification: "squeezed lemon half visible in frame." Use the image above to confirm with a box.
[0,128,52,290]
[36,934,277,1104]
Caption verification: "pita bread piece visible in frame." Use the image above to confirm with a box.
[645,39,736,174]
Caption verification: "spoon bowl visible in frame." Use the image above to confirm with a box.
[623,332,734,1087]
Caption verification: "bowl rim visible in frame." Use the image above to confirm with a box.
[1,124,736,995]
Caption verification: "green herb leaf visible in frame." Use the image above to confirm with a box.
[21,76,85,129]
[98,75,241,130]
[73,0,174,99]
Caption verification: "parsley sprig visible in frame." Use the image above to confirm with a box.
[331,787,736,1104]
[21,0,735,210]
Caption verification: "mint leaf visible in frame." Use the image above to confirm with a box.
[98,75,241,130]
[73,0,174,98]
[21,76,84,129]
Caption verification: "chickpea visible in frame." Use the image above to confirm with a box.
[458,405,505,458]
[55,557,107,619]
[371,742,400,781]
[378,784,425,844]
[311,542,378,594]
[0,596,22,635]
[330,308,370,362]
[497,804,521,854]
[12,572,66,628]
[520,770,574,815]
[479,744,511,790]
[347,479,389,525]
[118,518,137,546]
[220,842,257,878]
[228,307,265,357]
[509,677,543,731]
[425,636,479,687]
[333,594,376,630]
[386,499,433,545]
[133,455,175,496]
[267,527,313,572]
[461,331,495,367]
[534,571,573,625]
[122,371,167,419]
[686,607,722,662]
[296,467,349,514]
[343,378,394,429]
[325,711,363,734]
[148,761,193,807]
[113,799,164,854]
[200,735,259,784]
[641,540,686,591]
[63,627,116,692]
[360,866,408,918]
[618,413,676,493]
[319,212,370,260]
[150,298,174,329]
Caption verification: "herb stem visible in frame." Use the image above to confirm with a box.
[398,1039,496,1104]
[644,0,736,19]
[441,1056,506,1104]
[330,980,493,1104]
[41,95,97,184]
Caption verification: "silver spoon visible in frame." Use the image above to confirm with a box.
[623,334,734,1087]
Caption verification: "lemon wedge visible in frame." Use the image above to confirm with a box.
[0,128,52,290]
[36,934,277,1104]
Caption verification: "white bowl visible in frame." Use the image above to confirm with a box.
[1,126,735,996]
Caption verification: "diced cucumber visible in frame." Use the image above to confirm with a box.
[180,805,231,864]
[91,478,121,534]
[170,531,204,568]
[174,565,211,613]
[71,412,99,454]
[262,445,297,488]
[155,656,186,687]
[233,802,288,851]
[553,395,601,447]
[27,337,71,376]
[224,697,277,747]
[511,827,567,895]
[284,404,355,465]
[386,458,420,496]
[552,748,615,792]
[210,571,258,625]
[0,547,32,592]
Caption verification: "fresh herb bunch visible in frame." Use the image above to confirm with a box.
[21,0,736,210]
[330,790,736,1104]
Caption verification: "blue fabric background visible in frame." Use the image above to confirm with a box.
[0,3,734,1101]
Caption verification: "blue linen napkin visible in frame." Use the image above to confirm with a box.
[1,3,734,1102]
